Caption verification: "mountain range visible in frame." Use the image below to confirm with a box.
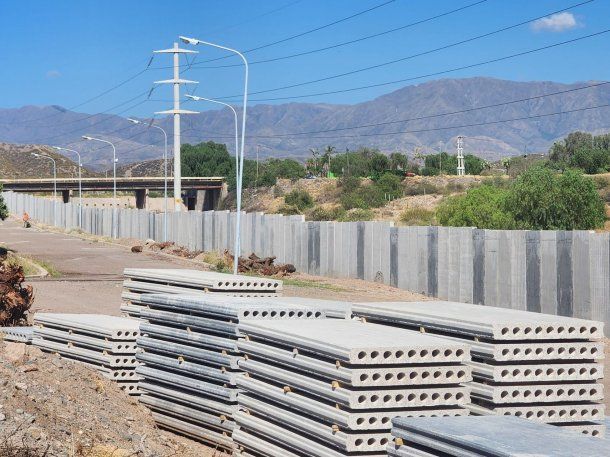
[1,77,609,171]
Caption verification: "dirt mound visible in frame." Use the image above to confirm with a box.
[0,342,219,456]
[0,263,33,326]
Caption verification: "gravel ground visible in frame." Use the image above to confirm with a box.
[0,342,223,456]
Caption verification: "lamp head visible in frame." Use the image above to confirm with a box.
[180,36,200,46]
[52,146,62,151]
[82,135,93,141]
[31,153,40,157]
[127,118,141,125]
[185,94,201,101]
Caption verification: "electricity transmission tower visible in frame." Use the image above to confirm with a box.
[153,43,199,211]
[456,135,465,176]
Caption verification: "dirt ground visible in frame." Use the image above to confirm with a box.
[0,342,222,457]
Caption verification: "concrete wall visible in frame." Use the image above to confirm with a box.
[8,192,610,332]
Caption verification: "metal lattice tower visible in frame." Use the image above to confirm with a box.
[456,135,465,176]
[153,43,199,211]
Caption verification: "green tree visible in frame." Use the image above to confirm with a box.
[389,152,409,171]
[569,148,609,174]
[436,185,516,229]
[464,154,487,175]
[284,189,314,211]
[507,167,605,230]
[375,172,402,198]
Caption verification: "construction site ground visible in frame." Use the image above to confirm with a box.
[0,218,432,455]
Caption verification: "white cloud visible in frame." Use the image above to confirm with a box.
[46,70,61,79]
[531,12,580,32]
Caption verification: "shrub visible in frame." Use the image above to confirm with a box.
[399,207,435,226]
[337,176,361,193]
[403,182,440,196]
[506,167,605,230]
[436,185,516,229]
[339,180,385,210]
[276,204,301,215]
[307,205,345,221]
[338,208,374,222]
[284,189,313,211]
[374,172,403,198]
[0,186,8,220]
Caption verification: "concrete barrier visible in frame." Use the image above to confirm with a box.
[6,191,610,334]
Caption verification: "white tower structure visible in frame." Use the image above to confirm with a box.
[153,43,199,211]
[456,135,465,176]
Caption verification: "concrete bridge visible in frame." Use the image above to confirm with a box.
[0,176,226,210]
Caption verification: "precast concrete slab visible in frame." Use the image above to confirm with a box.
[233,428,302,457]
[138,294,324,321]
[136,351,239,385]
[137,336,240,369]
[467,402,605,424]
[239,394,391,452]
[123,279,281,298]
[76,361,141,382]
[120,302,143,318]
[236,375,468,432]
[391,415,610,456]
[238,320,469,365]
[123,268,282,292]
[117,382,140,396]
[235,411,385,457]
[468,381,604,403]
[239,360,469,409]
[140,322,238,352]
[264,296,351,319]
[33,327,138,353]
[140,395,235,432]
[386,443,440,457]
[459,339,604,362]
[560,422,605,438]
[139,308,239,336]
[152,411,233,450]
[138,381,237,416]
[0,327,33,343]
[470,361,604,383]
[238,339,472,387]
[135,365,238,402]
[353,301,604,341]
[32,339,138,367]
[33,313,140,339]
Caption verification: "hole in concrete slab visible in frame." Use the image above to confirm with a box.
[397,373,405,380]
[444,349,451,357]
[502,349,509,356]
[357,395,366,403]
[444,393,452,400]
[356,418,365,425]
[568,326,575,334]
[592,409,599,415]
[371,351,379,359]
[456,393,464,400]
[457,370,465,378]
[370,395,379,403]
[355,439,363,446]
[408,350,416,358]
[444,371,452,378]
[535,327,543,334]
[367,438,375,446]
[420,350,428,357]
[407,394,416,401]
[383,395,391,403]
[383,351,392,359]
[592,431,599,437]
[395,394,404,402]
[357,352,366,360]
[501,328,509,335]
[456,349,464,357]
[432,350,440,357]
[372,373,381,381]
[580,326,586,334]
[395,350,404,358]
[590,327,597,334]
[525,412,533,418]
[385,373,393,381]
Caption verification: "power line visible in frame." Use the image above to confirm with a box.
[222,28,610,102]
[244,81,610,137]
[187,0,490,69]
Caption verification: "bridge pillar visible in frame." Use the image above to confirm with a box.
[61,189,71,203]
[135,189,148,209]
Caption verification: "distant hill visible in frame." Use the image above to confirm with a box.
[0,143,99,179]
[1,77,609,170]
[115,158,172,177]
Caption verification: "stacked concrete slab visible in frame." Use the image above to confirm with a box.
[1,326,34,343]
[120,268,283,318]
[32,313,141,395]
[353,301,606,437]
[388,415,610,456]
[233,319,472,456]
[134,293,326,451]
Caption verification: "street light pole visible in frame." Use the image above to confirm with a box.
[127,118,169,242]
[31,153,57,226]
[184,95,240,209]
[53,146,83,227]
[180,36,249,275]
[82,135,118,237]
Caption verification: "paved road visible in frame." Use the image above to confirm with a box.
[0,219,205,315]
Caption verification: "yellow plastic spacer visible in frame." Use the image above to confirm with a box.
[331,380,340,390]
[178,356,185,363]
[331,424,340,433]
[395,437,404,446]
[420,326,426,333]
[283,386,292,393]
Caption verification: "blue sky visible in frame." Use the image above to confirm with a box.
[0,0,608,116]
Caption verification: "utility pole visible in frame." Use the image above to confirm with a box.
[457,135,465,176]
[153,43,199,212]
[256,145,260,187]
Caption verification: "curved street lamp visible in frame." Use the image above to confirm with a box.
[127,118,169,242]
[82,135,118,237]
[53,146,83,227]
[180,35,248,275]
[31,152,57,226]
